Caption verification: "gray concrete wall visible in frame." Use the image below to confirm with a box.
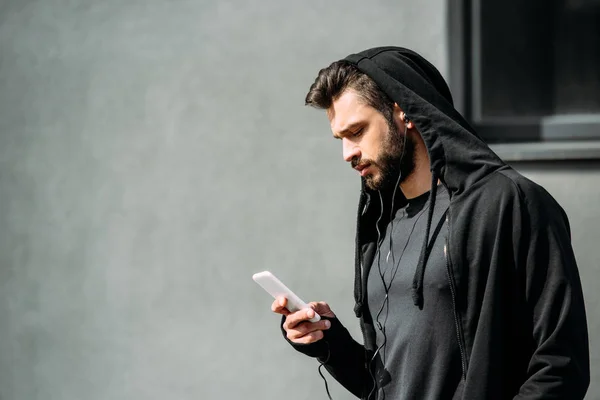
[0,1,447,399]
[1,1,597,400]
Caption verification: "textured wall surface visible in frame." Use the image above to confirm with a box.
[0,1,448,399]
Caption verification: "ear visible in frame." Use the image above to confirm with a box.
[393,103,414,130]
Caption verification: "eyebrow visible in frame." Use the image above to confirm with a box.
[332,121,364,139]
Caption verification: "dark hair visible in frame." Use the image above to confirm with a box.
[304,60,394,122]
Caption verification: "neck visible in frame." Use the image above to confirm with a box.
[400,132,433,199]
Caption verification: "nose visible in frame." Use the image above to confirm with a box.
[342,138,361,163]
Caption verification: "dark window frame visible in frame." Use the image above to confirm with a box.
[448,0,600,160]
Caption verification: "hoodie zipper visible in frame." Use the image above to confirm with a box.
[358,257,376,400]
[445,209,468,380]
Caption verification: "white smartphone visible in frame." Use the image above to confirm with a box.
[252,270,321,323]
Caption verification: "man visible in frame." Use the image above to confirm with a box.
[271,47,590,399]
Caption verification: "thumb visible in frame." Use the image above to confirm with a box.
[310,301,335,318]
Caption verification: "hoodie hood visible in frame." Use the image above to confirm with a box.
[344,46,505,196]
[343,47,506,314]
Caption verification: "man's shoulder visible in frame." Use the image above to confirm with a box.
[465,167,565,220]
[492,168,543,198]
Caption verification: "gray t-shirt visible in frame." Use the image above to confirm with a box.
[367,185,462,399]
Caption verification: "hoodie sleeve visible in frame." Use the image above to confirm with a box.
[281,316,372,398]
[513,185,589,399]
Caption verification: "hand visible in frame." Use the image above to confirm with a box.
[271,297,336,344]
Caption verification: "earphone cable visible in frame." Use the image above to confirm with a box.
[368,192,387,400]
[317,341,333,400]
[368,201,427,400]
[368,121,409,400]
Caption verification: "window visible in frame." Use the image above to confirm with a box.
[449,0,600,146]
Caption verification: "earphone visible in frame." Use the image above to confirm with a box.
[367,115,411,400]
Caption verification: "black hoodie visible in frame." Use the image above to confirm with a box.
[284,47,590,399]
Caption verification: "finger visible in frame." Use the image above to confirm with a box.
[286,319,331,340]
[314,301,335,318]
[278,296,287,308]
[291,330,324,345]
[283,308,315,331]
[271,297,290,315]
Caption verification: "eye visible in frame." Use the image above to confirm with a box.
[352,128,364,137]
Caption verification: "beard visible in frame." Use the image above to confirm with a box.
[354,120,416,192]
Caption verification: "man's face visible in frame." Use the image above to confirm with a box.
[328,89,414,191]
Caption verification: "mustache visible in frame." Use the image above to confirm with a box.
[351,158,374,169]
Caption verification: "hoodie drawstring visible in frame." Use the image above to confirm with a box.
[353,189,368,318]
[356,172,449,313]
[412,171,440,308]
